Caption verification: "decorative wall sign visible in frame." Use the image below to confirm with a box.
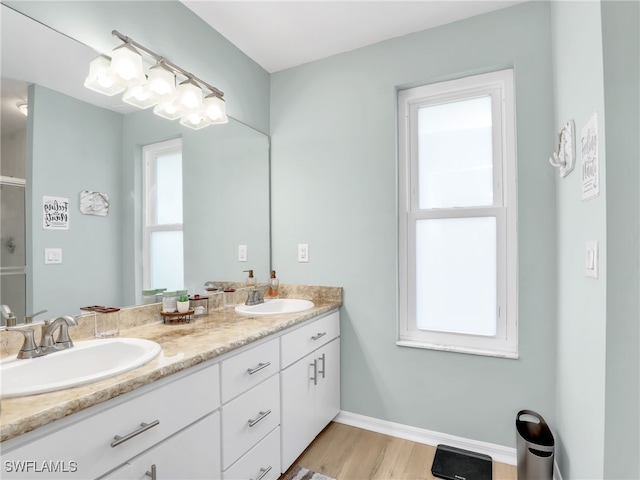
[79,190,110,216]
[581,112,599,201]
[42,195,70,230]
[549,120,575,177]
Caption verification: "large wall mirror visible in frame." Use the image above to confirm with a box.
[0,5,271,323]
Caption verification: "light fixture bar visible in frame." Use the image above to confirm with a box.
[111,30,224,99]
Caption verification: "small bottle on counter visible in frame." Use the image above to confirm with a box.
[244,269,256,287]
[268,270,279,299]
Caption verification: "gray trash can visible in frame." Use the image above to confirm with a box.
[516,410,555,480]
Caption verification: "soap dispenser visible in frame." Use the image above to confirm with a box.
[268,270,279,299]
[244,269,256,287]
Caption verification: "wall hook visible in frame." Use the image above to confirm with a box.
[549,119,575,178]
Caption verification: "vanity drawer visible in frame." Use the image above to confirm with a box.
[1,363,220,479]
[223,426,280,480]
[221,337,279,403]
[281,310,339,368]
[221,374,280,469]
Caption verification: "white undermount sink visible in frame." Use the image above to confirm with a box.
[0,337,161,398]
[235,298,315,316]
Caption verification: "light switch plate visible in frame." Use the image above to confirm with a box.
[585,241,598,278]
[44,247,62,264]
[238,244,247,262]
[298,243,309,263]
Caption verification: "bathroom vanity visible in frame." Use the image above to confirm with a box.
[0,288,341,480]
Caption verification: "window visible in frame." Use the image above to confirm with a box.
[397,69,517,358]
[142,138,184,292]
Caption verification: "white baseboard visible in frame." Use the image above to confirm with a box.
[334,411,564,479]
[334,410,517,466]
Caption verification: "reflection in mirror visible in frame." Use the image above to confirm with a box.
[0,6,270,324]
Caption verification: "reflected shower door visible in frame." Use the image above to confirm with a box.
[0,179,26,324]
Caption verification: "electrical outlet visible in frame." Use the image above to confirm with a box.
[238,244,247,262]
[298,243,309,263]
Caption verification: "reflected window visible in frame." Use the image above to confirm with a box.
[143,139,184,291]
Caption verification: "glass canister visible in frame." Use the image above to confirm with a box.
[94,307,120,338]
[155,288,167,303]
[223,288,236,309]
[142,289,158,304]
[162,291,177,313]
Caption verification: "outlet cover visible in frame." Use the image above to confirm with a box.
[585,241,598,278]
[298,243,309,263]
[44,247,62,264]
[238,244,247,262]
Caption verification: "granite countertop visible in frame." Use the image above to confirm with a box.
[0,286,341,443]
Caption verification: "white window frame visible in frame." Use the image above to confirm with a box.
[142,138,183,290]
[397,69,518,358]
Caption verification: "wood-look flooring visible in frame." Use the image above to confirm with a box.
[280,422,517,480]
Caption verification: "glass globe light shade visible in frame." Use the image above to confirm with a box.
[177,79,202,112]
[108,43,145,86]
[84,55,125,96]
[203,94,228,124]
[153,100,183,121]
[122,84,157,109]
[148,63,177,100]
[180,111,211,130]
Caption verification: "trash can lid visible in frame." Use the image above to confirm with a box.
[516,410,555,447]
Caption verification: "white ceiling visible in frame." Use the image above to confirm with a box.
[181,0,527,73]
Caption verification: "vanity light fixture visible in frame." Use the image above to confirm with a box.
[84,30,227,129]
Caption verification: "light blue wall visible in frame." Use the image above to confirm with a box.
[29,85,123,318]
[5,1,270,134]
[550,2,608,477]
[601,1,640,477]
[271,1,557,447]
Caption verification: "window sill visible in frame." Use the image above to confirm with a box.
[396,340,519,359]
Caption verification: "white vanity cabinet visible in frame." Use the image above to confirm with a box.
[103,412,221,480]
[1,363,221,479]
[1,308,341,480]
[280,311,340,471]
[220,337,281,480]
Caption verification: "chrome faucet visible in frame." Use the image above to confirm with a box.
[6,315,78,359]
[245,284,273,306]
[39,316,78,354]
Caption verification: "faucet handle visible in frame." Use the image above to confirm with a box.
[55,316,77,348]
[25,309,47,324]
[6,327,41,359]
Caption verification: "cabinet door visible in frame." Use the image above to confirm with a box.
[280,352,317,472]
[104,412,221,480]
[315,338,341,436]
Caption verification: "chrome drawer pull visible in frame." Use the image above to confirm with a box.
[111,420,160,447]
[145,464,157,480]
[311,332,326,341]
[310,359,318,386]
[247,361,271,375]
[248,409,271,427]
[318,353,326,379]
[252,465,272,480]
